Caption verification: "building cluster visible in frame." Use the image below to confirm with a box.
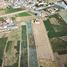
[0,17,16,31]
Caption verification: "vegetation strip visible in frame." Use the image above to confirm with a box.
[20,25,28,67]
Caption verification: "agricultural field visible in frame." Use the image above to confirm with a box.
[0,18,31,67]
[0,37,8,66]
[0,16,34,67]
[44,14,67,55]
[2,27,21,67]
[44,14,67,38]
[50,37,67,54]
[16,12,31,17]
[20,22,38,67]
[20,25,28,67]
[5,7,31,17]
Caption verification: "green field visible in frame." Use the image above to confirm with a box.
[21,25,27,48]
[44,14,67,54]
[0,37,7,66]
[17,12,31,17]
[20,25,28,67]
[44,14,67,38]
[0,37,7,58]
[16,41,20,54]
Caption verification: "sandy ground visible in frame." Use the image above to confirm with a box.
[32,19,55,66]
[16,16,36,23]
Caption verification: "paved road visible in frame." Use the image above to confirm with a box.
[32,20,55,66]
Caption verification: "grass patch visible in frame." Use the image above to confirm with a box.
[0,37,7,66]
[16,41,20,54]
[17,12,31,17]
[22,25,27,41]
[21,41,27,48]
[0,37,7,59]
[44,19,55,32]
